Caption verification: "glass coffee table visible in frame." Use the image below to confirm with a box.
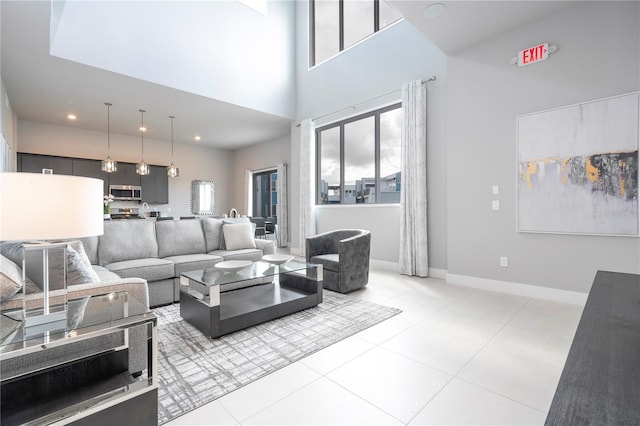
[180,260,323,338]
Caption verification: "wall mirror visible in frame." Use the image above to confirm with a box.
[191,180,215,215]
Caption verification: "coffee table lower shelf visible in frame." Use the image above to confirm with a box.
[180,281,323,338]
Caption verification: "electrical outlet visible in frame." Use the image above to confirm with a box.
[500,257,508,267]
[492,200,500,210]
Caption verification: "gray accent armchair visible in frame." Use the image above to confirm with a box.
[306,229,371,293]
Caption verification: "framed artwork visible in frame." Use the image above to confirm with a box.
[517,92,639,236]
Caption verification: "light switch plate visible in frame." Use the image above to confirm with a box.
[492,185,500,195]
[492,200,500,210]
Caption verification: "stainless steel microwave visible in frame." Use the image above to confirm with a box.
[109,185,142,201]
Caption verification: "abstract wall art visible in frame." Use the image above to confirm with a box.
[517,92,639,236]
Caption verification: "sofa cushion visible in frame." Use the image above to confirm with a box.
[79,235,99,265]
[99,220,159,266]
[163,253,222,276]
[202,217,224,252]
[222,222,256,251]
[310,254,339,272]
[92,265,121,282]
[156,219,206,258]
[105,258,174,282]
[209,248,264,262]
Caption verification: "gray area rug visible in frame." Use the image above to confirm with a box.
[155,290,401,424]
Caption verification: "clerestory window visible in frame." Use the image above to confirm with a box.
[316,103,402,205]
[310,0,402,66]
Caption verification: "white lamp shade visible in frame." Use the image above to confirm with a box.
[0,173,104,241]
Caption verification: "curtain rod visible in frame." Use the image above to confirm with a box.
[295,76,436,127]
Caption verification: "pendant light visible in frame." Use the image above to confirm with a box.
[101,102,118,173]
[167,115,179,177]
[136,109,150,176]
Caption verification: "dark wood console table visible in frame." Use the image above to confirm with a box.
[545,270,640,425]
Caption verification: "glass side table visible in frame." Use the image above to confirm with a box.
[0,291,158,425]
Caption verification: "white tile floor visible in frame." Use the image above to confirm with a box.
[166,267,584,425]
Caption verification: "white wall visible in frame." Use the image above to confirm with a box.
[17,120,235,218]
[292,1,448,267]
[51,1,296,119]
[232,135,291,218]
[316,205,400,263]
[1,78,18,170]
[446,1,640,293]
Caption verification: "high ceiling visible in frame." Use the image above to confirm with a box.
[1,1,574,150]
[387,1,574,55]
[1,1,293,150]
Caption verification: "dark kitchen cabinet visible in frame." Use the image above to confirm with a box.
[17,154,167,204]
[107,162,140,187]
[141,165,169,204]
[72,158,108,195]
[18,153,73,175]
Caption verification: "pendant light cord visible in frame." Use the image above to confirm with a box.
[105,102,112,155]
[170,115,175,161]
[139,109,146,160]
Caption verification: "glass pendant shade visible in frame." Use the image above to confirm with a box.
[136,161,150,175]
[137,109,150,176]
[167,115,179,178]
[101,156,117,173]
[102,102,117,173]
[167,163,179,177]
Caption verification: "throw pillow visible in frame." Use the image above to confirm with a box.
[67,244,101,285]
[222,223,257,251]
[0,254,23,302]
[0,254,40,304]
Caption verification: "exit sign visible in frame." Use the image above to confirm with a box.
[518,43,549,66]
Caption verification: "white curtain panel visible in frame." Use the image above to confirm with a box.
[276,163,288,247]
[244,169,252,216]
[298,119,316,257]
[399,80,429,277]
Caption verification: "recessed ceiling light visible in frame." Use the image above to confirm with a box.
[424,2,446,19]
[139,126,147,132]
[194,135,201,141]
[67,114,77,120]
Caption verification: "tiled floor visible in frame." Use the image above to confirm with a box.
[166,266,583,425]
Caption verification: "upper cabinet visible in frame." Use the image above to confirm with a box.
[17,153,169,204]
[72,158,109,195]
[106,162,140,187]
[19,153,73,175]
[141,165,169,204]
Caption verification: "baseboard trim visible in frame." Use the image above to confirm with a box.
[428,268,447,279]
[446,273,588,306]
[289,247,301,256]
[370,259,398,272]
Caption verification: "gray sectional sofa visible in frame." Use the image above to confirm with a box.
[81,217,275,307]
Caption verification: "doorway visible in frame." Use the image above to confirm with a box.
[252,169,277,222]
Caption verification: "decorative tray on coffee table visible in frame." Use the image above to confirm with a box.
[215,260,253,273]
[262,254,295,265]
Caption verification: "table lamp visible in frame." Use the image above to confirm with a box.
[0,172,104,329]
